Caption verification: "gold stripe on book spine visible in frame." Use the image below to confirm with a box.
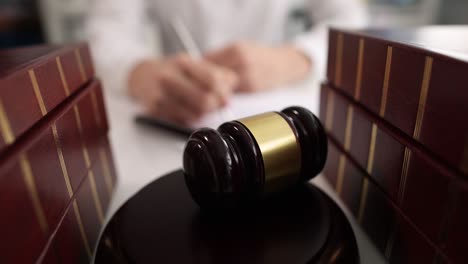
[100,149,114,196]
[325,90,335,131]
[334,33,344,86]
[367,124,378,174]
[380,47,393,117]
[336,106,354,195]
[398,148,412,204]
[336,155,346,195]
[51,125,73,197]
[29,70,47,115]
[344,106,354,151]
[73,106,83,133]
[73,103,90,162]
[354,39,365,100]
[75,49,87,82]
[56,57,70,96]
[413,57,433,140]
[82,144,91,168]
[357,178,369,223]
[358,123,378,223]
[90,90,102,127]
[20,154,49,233]
[72,201,92,257]
[88,170,105,223]
[0,100,14,144]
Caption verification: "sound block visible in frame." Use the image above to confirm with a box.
[95,170,359,263]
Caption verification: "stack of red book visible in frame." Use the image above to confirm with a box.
[0,44,117,262]
[320,27,468,263]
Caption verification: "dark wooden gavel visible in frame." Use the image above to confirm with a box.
[183,106,327,209]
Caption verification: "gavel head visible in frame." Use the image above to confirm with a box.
[183,106,327,209]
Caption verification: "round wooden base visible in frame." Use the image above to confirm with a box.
[95,170,359,263]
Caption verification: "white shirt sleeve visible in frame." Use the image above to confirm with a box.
[86,0,153,93]
[292,0,368,78]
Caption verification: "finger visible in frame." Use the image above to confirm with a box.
[146,92,200,125]
[205,47,239,69]
[205,49,248,94]
[205,43,248,70]
[161,70,220,115]
[160,70,206,112]
[158,96,200,125]
[178,60,237,101]
[138,84,163,113]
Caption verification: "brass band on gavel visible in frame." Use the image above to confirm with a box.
[183,106,328,209]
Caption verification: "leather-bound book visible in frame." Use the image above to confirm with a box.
[321,27,468,263]
[0,43,95,153]
[324,139,449,263]
[324,133,467,264]
[320,81,467,263]
[326,26,468,176]
[0,45,117,263]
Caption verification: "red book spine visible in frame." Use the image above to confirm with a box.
[47,81,116,263]
[326,28,468,176]
[325,136,462,263]
[0,80,116,263]
[321,84,464,191]
[320,84,468,263]
[0,44,95,154]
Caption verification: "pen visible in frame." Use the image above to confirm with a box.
[169,17,234,122]
[135,18,234,139]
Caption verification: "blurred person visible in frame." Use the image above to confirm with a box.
[87,0,366,124]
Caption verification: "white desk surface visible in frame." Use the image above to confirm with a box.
[99,78,386,263]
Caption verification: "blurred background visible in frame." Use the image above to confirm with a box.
[1,0,467,49]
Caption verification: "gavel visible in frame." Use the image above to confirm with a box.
[183,106,327,209]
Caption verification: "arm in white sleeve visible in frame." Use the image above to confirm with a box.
[292,0,368,78]
[86,0,154,93]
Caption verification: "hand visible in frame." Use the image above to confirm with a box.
[128,54,238,125]
[206,41,311,92]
